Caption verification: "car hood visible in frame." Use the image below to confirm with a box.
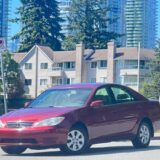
[0,107,79,122]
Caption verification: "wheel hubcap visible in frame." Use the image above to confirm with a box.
[139,125,150,144]
[67,130,85,151]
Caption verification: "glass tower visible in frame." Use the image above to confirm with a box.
[124,0,157,48]
[58,0,157,49]
[57,0,124,41]
[0,0,9,44]
[57,0,71,36]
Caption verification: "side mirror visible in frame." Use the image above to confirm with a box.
[90,100,103,108]
[24,102,30,108]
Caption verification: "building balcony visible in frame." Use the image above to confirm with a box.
[120,66,149,76]
[48,67,64,77]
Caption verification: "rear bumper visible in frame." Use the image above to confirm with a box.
[0,126,68,147]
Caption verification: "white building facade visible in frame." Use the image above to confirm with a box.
[13,42,155,98]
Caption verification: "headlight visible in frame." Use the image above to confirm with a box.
[0,120,4,128]
[33,117,65,127]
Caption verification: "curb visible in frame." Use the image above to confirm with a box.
[152,132,160,140]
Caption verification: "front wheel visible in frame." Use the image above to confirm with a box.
[132,122,151,148]
[1,146,27,155]
[60,126,89,154]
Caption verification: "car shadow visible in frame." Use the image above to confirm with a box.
[3,145,160,157]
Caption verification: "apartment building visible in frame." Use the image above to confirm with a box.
[13,42,155,98]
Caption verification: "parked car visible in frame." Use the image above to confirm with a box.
[0,83,160,155]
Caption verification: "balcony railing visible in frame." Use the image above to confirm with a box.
[123,65,149,69]
[124,82,138,86]
[48,67,63,77]
[52,67,63,71]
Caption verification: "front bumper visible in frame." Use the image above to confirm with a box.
[0,126,68,147]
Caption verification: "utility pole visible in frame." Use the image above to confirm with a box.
[137,42,141,92]
[0,53,7,113]
[0,38,7,113]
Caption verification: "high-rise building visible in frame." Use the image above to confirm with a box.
[124,0,157,48]
[57,0,124,40]
[105,0,125,46]
[0,0,9,44]
[57,0,71,36]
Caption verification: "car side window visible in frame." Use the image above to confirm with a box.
[111,87,135,104]
[94,87,112,105]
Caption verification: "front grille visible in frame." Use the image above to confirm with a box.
[0,138,37,144]
[6,122,33,128]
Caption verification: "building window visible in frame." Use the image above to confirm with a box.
[64,62,75,69]
[91,61,97,68]
[40,79,48,86]
[56,78,63,85]
[124,60,138,69]
[64,78,70,84]
[25,79,32,86]
[56,63,63,69]
[123,75,137,86]
[99,77,107,83]
[100,60,107,68]
[25,63,32,70]
[90,78,96,83]
[40,63,48,69]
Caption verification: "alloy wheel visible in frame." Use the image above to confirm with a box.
[67,130,85,152]
[139,124,150,145]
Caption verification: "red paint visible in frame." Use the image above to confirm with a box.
[0,83,160,148]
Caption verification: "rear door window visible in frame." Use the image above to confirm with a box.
[111,87,135,104]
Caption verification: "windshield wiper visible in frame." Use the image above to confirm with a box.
[48,106,55,108]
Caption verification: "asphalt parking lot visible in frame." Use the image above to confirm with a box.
[0,140,159,160]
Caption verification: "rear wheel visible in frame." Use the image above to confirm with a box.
[1,146,26,155]
[60,126,89,154]
[132,122,151,148]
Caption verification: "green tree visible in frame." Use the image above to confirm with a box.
[62,0,121,50]
[140,40,160,99]
[0,52,24,99]
[13,0,64,52]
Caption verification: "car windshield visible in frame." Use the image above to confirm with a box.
[28,88,92,108]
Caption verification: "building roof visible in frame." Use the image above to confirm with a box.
[12,45,155,63]
[53,51,76,62]
[38,45,54,61]
[86,49,108,61]
[12,52,27,63]
[115,48,155,60]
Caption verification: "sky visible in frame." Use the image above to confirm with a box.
[10,0,21,38]
[10,0,160,38]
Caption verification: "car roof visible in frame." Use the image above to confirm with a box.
[50,83,130,90]
[50,83,106,89]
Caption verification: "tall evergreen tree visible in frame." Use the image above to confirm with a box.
[13,0,64,52]
[62,0,121,50]
[140,40,160,99]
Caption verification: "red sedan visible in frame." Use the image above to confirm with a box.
[0,83,160,155]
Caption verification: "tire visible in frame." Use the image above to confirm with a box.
[1,146,26,155]
[60,126,89,154]
[132,122,151,148]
